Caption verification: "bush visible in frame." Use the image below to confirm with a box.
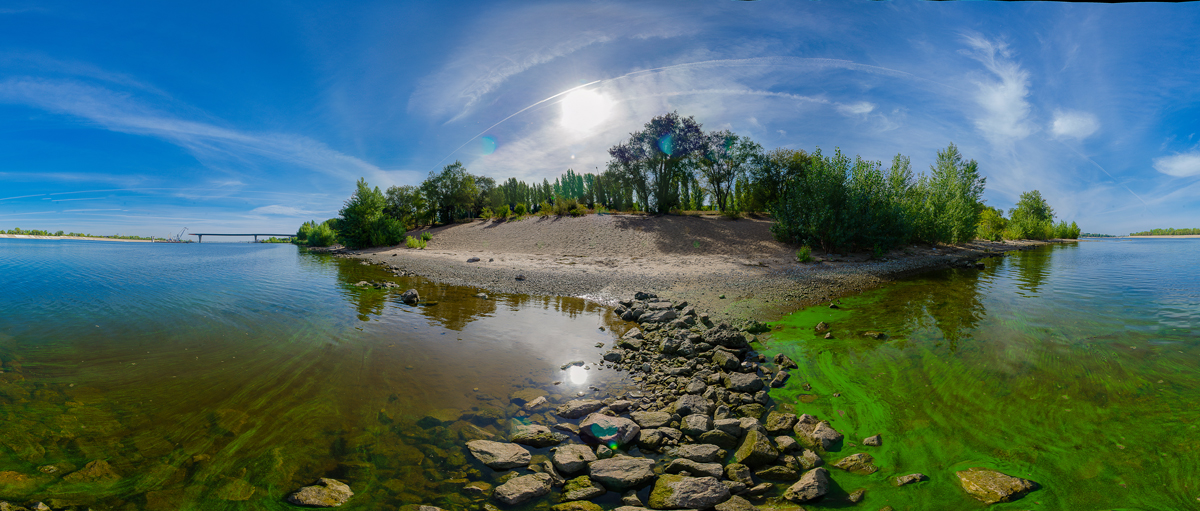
[553,197,580,217]
[1053,220,1080,239]
[421,231,433,241]
[796,245,812,263]
[480,207,494,220]
[497,204,510,220]
[308,221,338,247]
[537,200,553,217]
[405,235,427,249]
[514,203,528,217]
[721,209,741,220]
[976,206,1008,241]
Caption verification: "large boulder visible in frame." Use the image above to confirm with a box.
[552,444,598,474]
[664,458,723,479]
[562,475,607,501]
[589,457,657,491]
[714,495,757,511]
[556,399,606,419]
[670,444,724,463]
[711,350,740,371]
[832,453,878,475]
[466,440,531,470]
[639,309,678,324]
[673,395,712,417]
[732,429,778,467]
[552,502,603,511]
[494,473,552,505]
[511,424,568,448]
[956,467,1040,504]
[725,373,763,393]
[695,430,739,450]
[782,467,830,503]
[630,411,673,429]
[680,414,712,437]
[400,289,419,304]
[764,412,798,435]
[647,474,730,510]
[793,414,843,451]
[580,414,641,448]
[703,325,749,350]
[286,478,353,507]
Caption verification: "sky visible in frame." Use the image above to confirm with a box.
[1,1,1198,237]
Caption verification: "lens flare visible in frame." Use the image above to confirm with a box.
[658,133,674,156]
[481,136,497,155]
[561,89,614,133]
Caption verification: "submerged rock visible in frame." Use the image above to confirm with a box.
[494,473,552,505]
[62,460,120,483]
[647,474,730,510]
[562,475,607,501]
[287,478,353,507]
[466,440,531,469]
[551,501,602,511]
[832,453,879,475]
[895,473,928,486]
[552,444,598,474]
[511,424,567,448]
[956,467,1040,504]
[863,434,882,447]
[588,457,656,491]
[579,413,641,448]
[400,289,419,304]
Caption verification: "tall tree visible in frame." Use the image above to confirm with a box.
[608,112,706,214]
[698,130,763,212]
[420,161,478,224]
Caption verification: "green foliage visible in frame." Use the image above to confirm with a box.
[608,111,706,213]
[537,200,553,217]
[405,235,427,249]
[1130,227,1200,236]
[1006,190,1055,240]
[496,204,510,220]
[796,245,812,263]
[1053,220,1081,239]
[514,203,527,217]
[296,219,338,247]
[421,231,433,242]
[338,178,403,249]
[976,206,1008,241]
[384,185,428,229]
[699,131,763,212]
[914,143,987,245]
[421,161,479,224]
[480,206,494,219]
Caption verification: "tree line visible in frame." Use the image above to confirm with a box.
[1130,227,1200,236]
[1,228,155,240]
[295,111,1081,250]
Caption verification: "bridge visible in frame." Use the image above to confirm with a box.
[189,233,295,243]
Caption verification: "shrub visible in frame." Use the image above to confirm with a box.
[308,221,338,247]
[421,231,433,241]
[497,204,510,220]
[338,178,389,249]
[405,235,427,249]
[537,200,553,217]
[480,207,494,220]
[721,209,741,220]
[796,245,813,263]
[1053,220,1080,239]
[514,203,528,217]
[596,205,610,215]
[976,206,1008,241]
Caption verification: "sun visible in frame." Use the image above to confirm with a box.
[560,89,613,133]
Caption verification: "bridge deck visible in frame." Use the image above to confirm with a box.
[189,233,294,242]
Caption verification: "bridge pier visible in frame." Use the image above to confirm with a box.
[197,234,203,243]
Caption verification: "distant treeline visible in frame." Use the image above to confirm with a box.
[295,111,1080,251]
[1130,228,1200,236]
[1081,233,1119,238]
[1,228,154,240]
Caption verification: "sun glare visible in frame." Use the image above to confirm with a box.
[560,89,613,133]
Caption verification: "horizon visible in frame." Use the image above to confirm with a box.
[2,1,1198,238]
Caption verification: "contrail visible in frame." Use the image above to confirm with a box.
[1061,142,1148,207]
[430,56,949,169]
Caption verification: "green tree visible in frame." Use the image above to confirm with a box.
[608,112,706,213]
[421,162,479,224]
[916,143,987,244]
[1007,190,1054,240]
[698,130,763,212]
[338,178,401,248]
[384,185,427,229]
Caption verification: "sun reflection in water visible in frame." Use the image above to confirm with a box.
[567,365,588,384]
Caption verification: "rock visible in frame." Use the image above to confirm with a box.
[711,350,740,371]
[863,331,888,340]
[770,371,790,388]
[794,414,843,451]
[713,418,742,437]
[555,422,581,435]
[552,502,603,511]
[542,459,566,486]
[664,458,723,478]
[466,440,531,469]
[714,495,757,511]
[630,411,673,429]
[464,481,493,497]
[515,274,526,281]
[623,327,644,340]
[622,489,644,506]
[704,325,749,350]
[674,394,712,417]
[895,473,928,486]
[637,429,673,452]
[783,467,830,503]
[589,456,657,491]
[63,460,121,483]
[797,449,824,470]
[685,379,708,394]
[863,434,882,447]
[647,474,730,510]
[724,463,753,485]
[510,388,549,405]
[765,412,798,435]
[524,396,550,412]
[604,350,625,363]
[696,430,739,449]
[847,488,866,503]
[400,289,419,304]
[596,445,615,459]
[556,399,606,419]
[475,292,489,299]
[579,413,641,448]
[814,322,829,332]
[552,444,598,474]
[775,436,798,453]
[725,372,764,393]
[955,467,1040,504]
[561,475,607,501]
[639,309,678,324]
[733,429,778,467]
[832,453,878,475]
[610,400,633,412]
[286,478,354,507]
[772,353,798,370]
[680,414,712,437]
[216,478,257,501]
[735,403,766,420]
[671,444,724,463]
[511,424,568,448]
[493,473,552,505]
[755,465,799,480]
[634,291,657,300]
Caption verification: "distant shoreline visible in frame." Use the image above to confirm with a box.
[1126,235,1200,239]
[0,234,154,243]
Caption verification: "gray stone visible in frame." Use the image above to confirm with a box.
[685,379,708,394]
[755,465,799,481]
[769,371,790,388]
[863,434,882,447]
[956,467,1040,504]
[637,428,673,452]
[511,424,568,448]
[680,414,712,437]
[713,418,742,437]
[552,444,598,474]
[286,478,353,507]
[695,429,739,449]
[714,495,757,511]
[848,488,866,503]
[664,458,724,478]
[711,350,740,371]
[639,309,678,324]
[589,456,656,491]
[670,444,724,463]
[793,414,843,451]
[556,399,606,419]
[832,453,878,475]
[630,411,672,429]
[782,467,830,503]
[400,289,419,304]
[724,463,753,485]
[895,473,928,486]
[621,490,643,506]
[797,449,824,470]
[772,353,798,370]
[703,326,749,350]
[733,429,778,467]
[494,473,552,505]
[765,412,798,435]
[466,440,531,470]
[774,435,798,453]
[674,394,712,417]
[648,474,730,510]
[579,413,641,448]
[725,372,764,393]
[562,475,607,501]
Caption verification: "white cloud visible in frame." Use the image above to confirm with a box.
[249,205,311,216]
[1051,110,1099,139]
[1153,152,1200,178]
[836,101,875,116]
[960,34,1034,146]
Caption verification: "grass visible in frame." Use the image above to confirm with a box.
[405,236,427,249]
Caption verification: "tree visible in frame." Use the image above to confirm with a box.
[698,130,763,212]
[754,148,811,212]
[339,178,404,248]
[608,112,706,213]
[916,143,986,244]
[420,162,479,224]
[1007,189,1054,239]
[384,185,427,229]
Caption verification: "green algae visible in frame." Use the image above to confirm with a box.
[764,243,1200,509]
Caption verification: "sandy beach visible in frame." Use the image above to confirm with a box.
[344,214,1062,322]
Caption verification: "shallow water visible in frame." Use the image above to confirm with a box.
[766,239,1200,510]
[0,240,631,509]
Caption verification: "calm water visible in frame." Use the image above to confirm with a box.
[768,239,1200,510]
[0,239,631,510]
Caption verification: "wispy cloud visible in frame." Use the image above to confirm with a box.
[1153,152,1200,177]
[1051,110,1099,139]
[836,101,875,116]
[960,34,1034,147]
[249,205,314,216]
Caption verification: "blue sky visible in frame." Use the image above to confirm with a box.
[1,1,1198,237]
